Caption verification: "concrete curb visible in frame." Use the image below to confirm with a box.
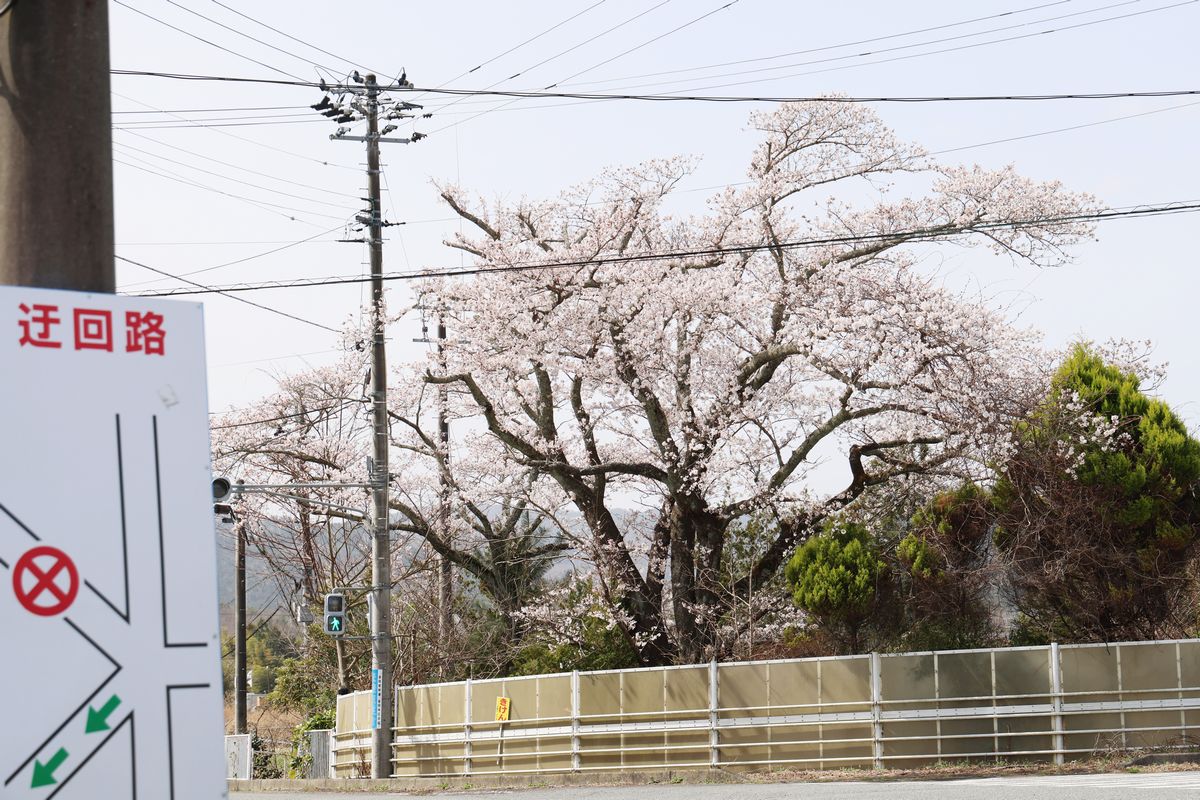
[230,768,741,793]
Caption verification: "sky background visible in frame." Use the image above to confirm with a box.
[107,0,1200,423]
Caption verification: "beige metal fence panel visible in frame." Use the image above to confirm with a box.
[716,661,770,770]
[332,690,373,778]
[330,639,1200,778]
[880,653,939,766]
[578,670,624,771]
[761,658,823,769]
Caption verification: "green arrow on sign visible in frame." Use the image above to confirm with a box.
[31,748,68,788]
[85,695,122,733]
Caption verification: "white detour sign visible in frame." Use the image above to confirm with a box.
[0,287,225,799]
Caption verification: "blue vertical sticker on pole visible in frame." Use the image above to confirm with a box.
[371,668,382,730]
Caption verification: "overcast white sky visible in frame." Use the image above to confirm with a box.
[108,0,1200,423]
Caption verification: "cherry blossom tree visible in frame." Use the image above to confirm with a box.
[211,356,381,686]
[213,355,575,678]
[419,99,1101,665]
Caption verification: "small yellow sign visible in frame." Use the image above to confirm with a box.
[495,696,511,722]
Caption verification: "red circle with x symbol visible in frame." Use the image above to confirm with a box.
[12,546,79,617]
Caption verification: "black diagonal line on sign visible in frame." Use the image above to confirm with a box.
[0,556,8,569]
[131,711,138,800]
[4,618,123,786]
[0,500,41,541]
[86,414,133,622]
[153,417,206,648]
[166,684,210,799]
[45,712,134,800]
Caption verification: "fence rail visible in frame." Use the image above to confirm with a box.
[332,639,1200,778]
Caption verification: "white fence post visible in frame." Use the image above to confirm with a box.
[571,670,581,772]
[1050,642,1065,766]
[708,660,719,768]
[464,678,473,776]
[870,652,883,770]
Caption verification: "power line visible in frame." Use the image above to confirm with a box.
[119,224,347,289]
[420,0,675,121]
[119,240,343,246]
[116,128,362,198]
[562,0,1077,87]
[111,91,359,171]
[114,110,316,124]
[113,156,347,224]
[609,0,1199,98]
[211,401,362,430]
[930,98,1200,154]
[113,105,309,114]
[132,202,1200,296]
[548,0,744,89]
[114,117,331,130]
[111,0,305,81]
[207,0,387,79]
[429,0,747,133]
[164,0,341,76]
[437,0,612,85]
[113,141,352,210]
[109,71,1200,104]
[117,255,341,333]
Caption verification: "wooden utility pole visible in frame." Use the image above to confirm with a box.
[0,1,114,291]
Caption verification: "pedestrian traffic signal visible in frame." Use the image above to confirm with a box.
[323,593,346,635]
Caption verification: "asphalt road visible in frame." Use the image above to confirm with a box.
[234,770,1200,799]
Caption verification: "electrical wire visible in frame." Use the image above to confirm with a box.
[562,0,1077,87]
[211,402,361,430]
[930,98,1200,154]
[132,202,1200,296]
[109,71,1200,104]
[113,141,352,210]
[119,224,348,289]
[113,156,347,224]
[117,255,341,333]
[207,0,387,79]
[402,0,676,122]
[114,117,331,129]
[113,105,309,114]
[434,0,612,87]
[111,0,306,81]
[428,0,746,133]
[119,240,343,246]
[557,0,1151,91]
[615,0,1199,98]
[115,110,316,124]
[111,90,359,171]
[116,128,362,198]
[165,0,342,76]
[547,0,744,90]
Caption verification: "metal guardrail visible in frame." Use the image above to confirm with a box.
[332,639,1200,777]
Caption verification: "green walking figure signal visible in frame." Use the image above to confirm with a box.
[323,593,346,635]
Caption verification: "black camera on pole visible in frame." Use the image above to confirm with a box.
[323,593,346,635]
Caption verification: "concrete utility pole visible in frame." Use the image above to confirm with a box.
[234,516,248,735]
[363,75,394,781]
[437,318,453,669]
[0,1,114,291]
[320,69,425,780]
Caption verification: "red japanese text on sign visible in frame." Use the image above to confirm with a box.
[15,303,166,356]
[17,304,63,349]
[126,311,166,355]
[73,308,114,352]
